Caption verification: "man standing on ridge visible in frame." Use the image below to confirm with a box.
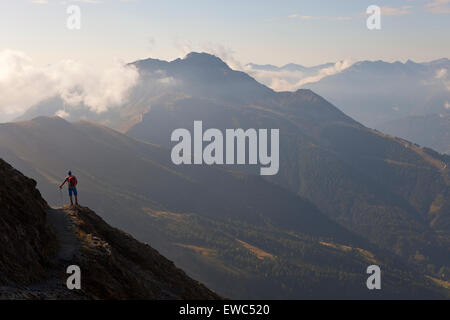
[59,170,79,207]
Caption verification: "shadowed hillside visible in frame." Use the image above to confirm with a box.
[378,112,450,155]
[305,59,450,129]
[6,53,450,297]
[1,118,448,299]
[0,158,219,299]
[122,54,450,275]
[304,59,450,154]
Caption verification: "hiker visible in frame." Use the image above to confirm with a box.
[59,170,79,206]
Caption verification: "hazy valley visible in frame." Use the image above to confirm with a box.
[2,53,449,298]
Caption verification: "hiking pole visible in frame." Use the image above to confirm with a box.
[59,188,63,207]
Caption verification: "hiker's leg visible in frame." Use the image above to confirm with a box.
[68,188,73,206]
[73,187,78,205]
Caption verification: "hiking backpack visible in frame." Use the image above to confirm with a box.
[68,175,78,188]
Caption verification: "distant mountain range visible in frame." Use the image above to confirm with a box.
[2,116,449,299]
[243,58,450,154]
[243,61,340,93]
[246,62,335,73]
[18,56,450,154]
[378,112,450,154]
[4,52,450,298]
[303,58,450,153]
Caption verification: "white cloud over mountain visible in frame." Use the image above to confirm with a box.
[0,50,139,122]
[244,60,353,92]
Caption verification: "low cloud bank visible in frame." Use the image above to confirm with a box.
[0,50,139,122]
[173,42,352,91]
[244,60,353,92]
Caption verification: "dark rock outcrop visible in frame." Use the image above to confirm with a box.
[0,159,57,285]
[64,205,219,299]
[0,158,219,299]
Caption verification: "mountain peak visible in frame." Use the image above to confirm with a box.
[176,52,231,69]
[429,57,449,63]
[33,115,70,124]
[281,63,307,71]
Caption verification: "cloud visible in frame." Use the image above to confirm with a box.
[288,14,316,20]
[435,68,448,79]
[174,40,243,70]
[172,40,352,92]
[201,43,243,70]
[294,60,353,89]
[245,60,353,92]
[444,101,450,109]
[157,74,177,86]
[432,68,450,90]
[58,59,139,113]
[55,109,70,118]
[287,13,351,21]
[425,0,450,14]
[0,50,139,120]
[380,5,413,16]
[244,67,306,91]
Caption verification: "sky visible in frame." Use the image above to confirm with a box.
[0,0,449,68]
[0,0,449,122]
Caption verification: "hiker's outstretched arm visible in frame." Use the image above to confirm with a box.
[59,178,68,188]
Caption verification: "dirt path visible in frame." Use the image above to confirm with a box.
[0,207,83,299]
[46,207,80,261]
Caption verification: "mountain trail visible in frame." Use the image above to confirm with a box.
[46,207,81,261]
[0,207,84,299]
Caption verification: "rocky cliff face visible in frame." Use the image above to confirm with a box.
[61,205,219,299]
[0,159,57,285]
[0,158,219,299]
